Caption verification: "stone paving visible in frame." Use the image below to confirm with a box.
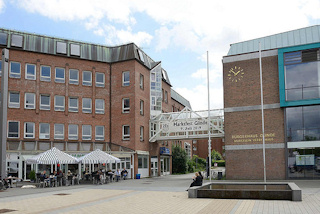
[0,174,320,214]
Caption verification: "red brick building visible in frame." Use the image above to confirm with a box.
[0,28,191,179]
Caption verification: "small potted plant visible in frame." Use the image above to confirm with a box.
[29,170,36,182]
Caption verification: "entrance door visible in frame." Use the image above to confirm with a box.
[160,158,164,176]
[151,157,158,177]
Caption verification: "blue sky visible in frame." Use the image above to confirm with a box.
[1,0,320,110]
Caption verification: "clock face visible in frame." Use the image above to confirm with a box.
[227,66,244,82]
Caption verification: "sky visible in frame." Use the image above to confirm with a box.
[0,0,320,111]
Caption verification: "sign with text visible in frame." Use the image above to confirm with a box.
[162,119,208,132]
[160,147,170,155]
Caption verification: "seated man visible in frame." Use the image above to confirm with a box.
[121,168,128,180]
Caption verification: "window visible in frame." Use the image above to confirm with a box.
[54,124,64,140]
[40,94,50,110]
[165,91,168,103]
[0,60,2,76]
[68,124,78,140]
[95,99,104,114]
[8,92,20,108]
[140,126,144,141]
[69,69,79,85]
[95,72,105,87]
[140,100,144,115]
[8,121,19,138]
[25,93,35,109]
[137,49,145,62]
[122,125,130,140]
[55,67,65,83]
[82,98,92,113]
[140,74,144,89]
[10,62,21,78]
[138,155,148,168]
[24,122,35,138]
[40,65,51,81]
[122,98,130,113]
[25,64,36,80]
[70,43,80,56]
[69,97,78,112]
[122,71,130,86]
[39,123,50,139]
[56,41,67,54]
[11,34,23,47]
[82,71,92,86]
[0,32,7,45]
[95,126,104,141]
[54,95,65,111]
[82,125,92,140]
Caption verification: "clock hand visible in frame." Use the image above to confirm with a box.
[234,71,241,76]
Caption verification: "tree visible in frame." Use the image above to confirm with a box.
[172,145,188,174]
[211,150,223,161]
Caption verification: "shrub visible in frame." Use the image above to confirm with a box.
[29,170,36,181]
[172,145,188,174]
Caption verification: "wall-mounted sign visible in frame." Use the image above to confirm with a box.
[160,147,170,155]
[161,119,208,133]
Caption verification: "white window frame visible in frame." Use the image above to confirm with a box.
[95,126,104,141]
[95,99,105,114]
[68,124,78,140]
[82,71,92,86]
[40,94,50,110]
[122,71,130,86]
[8,92,20,108]
[122,125,130,140]
[122,98,130,113]
[95,72,105,87]
[25,63,36,80]
[54,124,64,140]
[69,69,79,85]
[54,95,65,111]
[24,122,35,139]
[140,74,144,89]
[68,97,78,112]
[140,100,144,115]
[40,65,51,82]
[82,125,92,140]
[10,61,21,78]
[8,121,19,138]
[39,123,50,139]
[140,126,144,141]
[25,93,35,109]
[82,98,92,113]
[55,67,65,83]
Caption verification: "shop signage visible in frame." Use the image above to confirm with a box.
[160,147,170,155]
[161,119,208,133]
[231,133,276,143]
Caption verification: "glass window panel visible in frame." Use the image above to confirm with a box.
[0,32,7,45]
[95,72,105,87]
[54,124,64,139]
[24,122,35,138]
[122,98,130,113]
[56,41,67,54]
[82,98,92,113]
[143,157,148,168]
[68,124,78,140]
[25,64,36,80]
[10,62,21,78]
[95,99,104,114]
[40,65,51,81]
[55,67,65,83]
[69,69,79,84]
[82,125,91,140]
[54,95,65,111]
[69,97,78,112]
[140,74,144,89]
[11,34,23,47]
[39,142,51,151]
[9,92,20,108]
[24,142,35,151]
[39,123,50,139]
[70,43,80,56]
[122,71,130,86]
[123,125,130,140]
[25,93,35,109]
[140,100,144,115]
[95,126,104,141]
[0,61,2,76]
[40,94,50,110]
[82,71,92,86]
[8,121,19,138]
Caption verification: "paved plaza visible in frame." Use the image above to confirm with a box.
[0,174,320,214]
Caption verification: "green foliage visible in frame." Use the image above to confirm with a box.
[191,155,206,171]
[172,145,188,174]
[213,160,225,167]
[187,160,194,173]
[211,150,223,161]
[29,170,36,181]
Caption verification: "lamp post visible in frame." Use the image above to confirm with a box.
[207,51,212,182]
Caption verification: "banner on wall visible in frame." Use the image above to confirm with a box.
[296,154,315,166]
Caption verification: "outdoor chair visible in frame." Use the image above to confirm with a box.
[67,175,74,186]
[38,176,46,188]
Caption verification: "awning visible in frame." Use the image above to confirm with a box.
[78,149,120,164]
[26,147,79,164]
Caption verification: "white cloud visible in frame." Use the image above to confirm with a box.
[0,0,4,13]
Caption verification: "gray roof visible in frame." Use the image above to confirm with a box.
[171,89,191,109]
[227,25,320,56]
